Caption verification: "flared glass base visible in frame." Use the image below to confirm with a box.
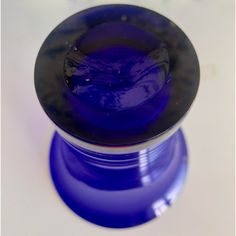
[50,129,188,228]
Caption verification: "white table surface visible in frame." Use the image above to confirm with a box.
[2,0,235,235]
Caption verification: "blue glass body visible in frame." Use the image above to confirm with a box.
[34,4,200,228]
[50,129,187,228]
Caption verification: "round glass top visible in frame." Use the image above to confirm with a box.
[35,4,199,146]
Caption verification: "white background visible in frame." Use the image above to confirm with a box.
[2,0,235,235]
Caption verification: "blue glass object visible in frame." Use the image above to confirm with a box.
[34,4,199,228]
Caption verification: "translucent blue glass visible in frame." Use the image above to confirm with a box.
[34,4,199,228]
[50,130,187,228]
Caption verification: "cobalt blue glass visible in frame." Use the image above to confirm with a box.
[34,4,200,228]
